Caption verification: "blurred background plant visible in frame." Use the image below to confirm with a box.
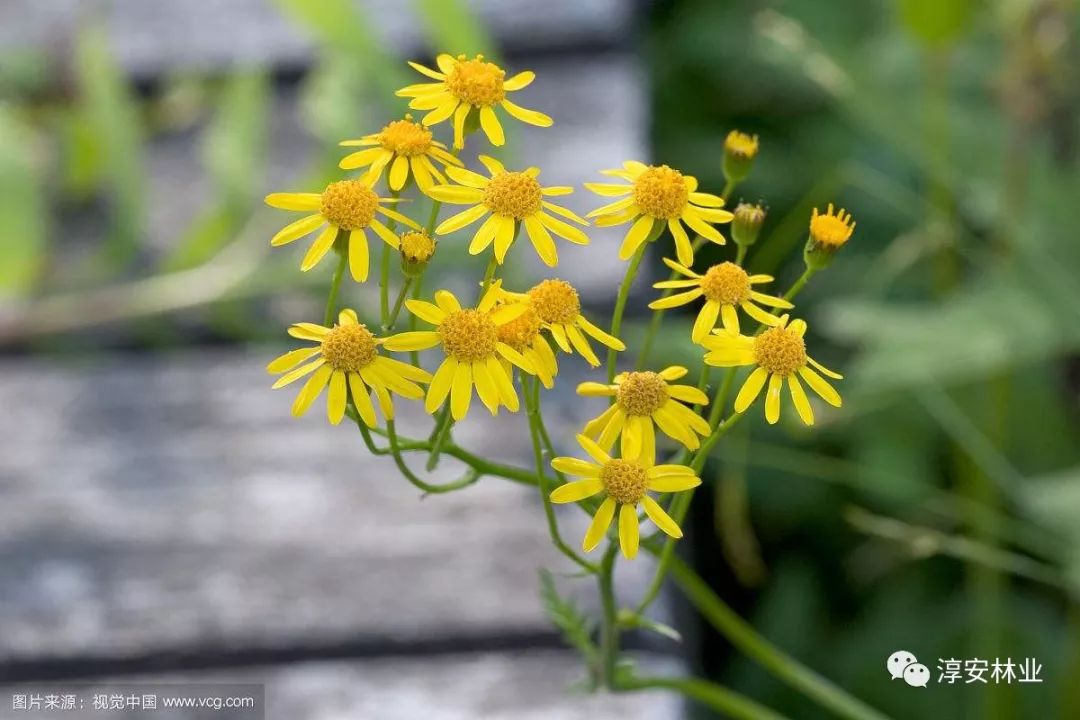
[1,0,1078,718]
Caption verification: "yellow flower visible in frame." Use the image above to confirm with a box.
[267,309,432,426]
[500,279,624,367]
[427,155,589,266]
[338,115,464,193]
[577,366,711,462]
[585,161,734,267]
[549,434,701,559]
[495,299,559,389]
[648,258,792,342]
[808,203,856,250]
[701,315,842,426]
[722,130,759,182]
[265,179,420,282]
[382,285,536,420]
[396,53,552,149]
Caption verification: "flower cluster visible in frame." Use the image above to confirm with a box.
[264,56,855,572]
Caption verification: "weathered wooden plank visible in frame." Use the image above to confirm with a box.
[5,651,682,719]
[0,0,632,77]
[0,351,673,661]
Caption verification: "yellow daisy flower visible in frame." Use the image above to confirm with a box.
[500,279,624,367]
[648,258,793,342]
[396,53,552,150]
[427,155,589,266]
[495,298,559,389]
[549,434,701,559]
[265,179,420,282]
[338,115,463,193]
[577,366,711,462]
[382,285,536,420]
[584,161,734,267]
[267,309,432,426]
[701,315,843,426]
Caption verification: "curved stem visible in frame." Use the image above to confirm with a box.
[617,676,791,720]
[426,404,453,470]
[324,238,347,327]
[386,418,480,495]
[480,255,499,293]
[667,556,892,720]
[379,190,402,329]
[607,243,648,383]
[524,375,597,573]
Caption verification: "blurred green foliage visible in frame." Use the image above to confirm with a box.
[647,0,1080,717]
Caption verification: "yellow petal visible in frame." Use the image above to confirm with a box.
[383,331,441,351]
[348,228,369,282]
[471,360,501,414]
[425,357,458,414]
[799,366,842,407]
[618,503,640,559]
[349,373,377,427]
[267,346,320,374]
[404,299,447,325]
[501,98,553,127]
[327,370,348,425]
[436,203,489,235]
[271,214,325,247]
[271,357,325,389]
[265,192,322,211]
[583,497,617,552]
[734,367,769,413]
[642,496,683,538]
[648,475,702,493]
[450,360,473,420]
[788,375,814,426]
[550,477,604,503]
[619,215,654,260]
[479,106,505,146]
[692,300,720,343]
[291,365,332,416]
[300,225,339,271]
[551,457,603,478]
[764,373,783,424]
[503,70,535,91]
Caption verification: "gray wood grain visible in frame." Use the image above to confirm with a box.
[0,351,675,661]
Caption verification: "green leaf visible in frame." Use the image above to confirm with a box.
[74,24,145,269]
[413,0,496,59]
[0,105,47,298]
[538,569,598,668]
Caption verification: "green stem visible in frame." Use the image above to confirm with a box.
[426,404,454,470]
[635,236,707,370]
[480,254,499,293]
[524,376,597,573]
[386,418,480,494]
[617,676,791,720]
[607,243,648,383]
[735,243,748,266]
[379,190,402,328]
[409,273,424,366]
[324,239,347,327]
[667,556,893,720]
[386,277,413,331]
[720,177,737,201]
[598,543,620,688]
[783,266,816,302]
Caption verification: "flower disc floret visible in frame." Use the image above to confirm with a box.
[753,326,807,377]
[439,309,498,363]
[600,459,649,505]
[483,171,543,219]
[528,279,580,324]
[446,55,506,106]
[379,118,433,156]
[320,324,378,372]
[633,165,689,220]
[497,305,542,352]
[320,180,379,230]
[701,262,751,305]
[615,371,669,416]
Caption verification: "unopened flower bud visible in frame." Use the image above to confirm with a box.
[722,130,759,183]
[731,202,766,247]
[399,230,436,277]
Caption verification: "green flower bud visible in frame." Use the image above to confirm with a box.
[722,130,759,183]
[731,202,766,247]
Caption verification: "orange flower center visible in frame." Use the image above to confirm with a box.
[701,262,751,304]
[483,171,543,219]
[321,324,378,372]
[600,459,649,504]
[616,371,669,416]
[753,326,807,377]
[321,180,379,230]
[633,165,689,220]
[439,309,498,363]
[446,55,506,106]
[379,118,433,157]
[527,279,580,325]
